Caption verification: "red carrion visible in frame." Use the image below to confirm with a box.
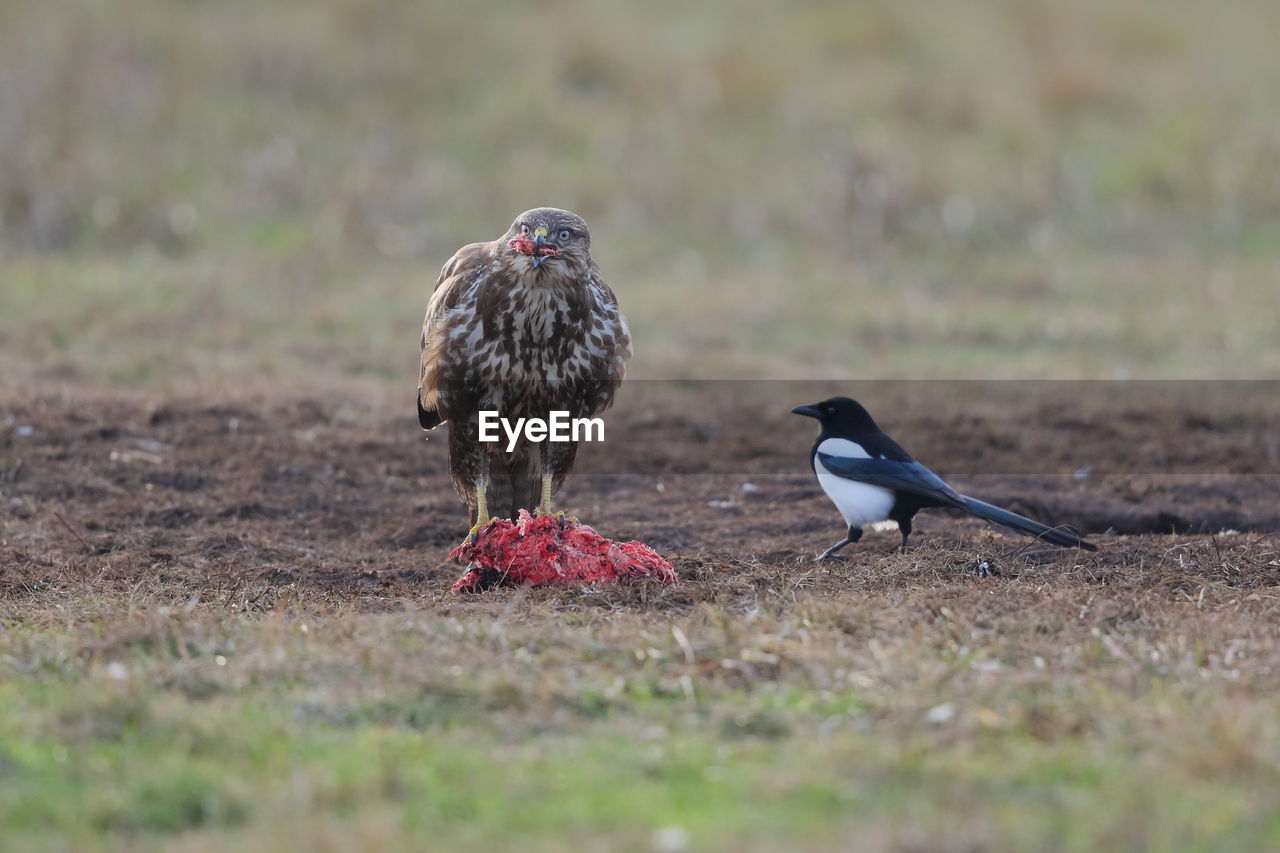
[449,510,678,593]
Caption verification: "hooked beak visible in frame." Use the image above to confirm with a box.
[507,225,562,268]
[532,230,547,267]
[531,226,554,268]
[790,403,822,419]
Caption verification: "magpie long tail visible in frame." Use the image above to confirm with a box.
[958,496,1096,551]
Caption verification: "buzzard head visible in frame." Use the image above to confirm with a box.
[504,208,591,272]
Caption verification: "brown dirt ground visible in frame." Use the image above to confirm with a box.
[2,385,1278,610]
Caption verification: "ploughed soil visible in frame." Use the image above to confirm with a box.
[2,383,1278,607]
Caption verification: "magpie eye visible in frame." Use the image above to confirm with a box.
[557,229,571,242]
[520,224,530,235]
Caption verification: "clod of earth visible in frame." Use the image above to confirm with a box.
[449,510,678,593]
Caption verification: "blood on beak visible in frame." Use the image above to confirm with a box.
[530,226,559,267]
[507,226,561,268]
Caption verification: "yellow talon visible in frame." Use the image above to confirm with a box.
[465,519,493,545]
[535,475,554,516]
[465,486,492,545]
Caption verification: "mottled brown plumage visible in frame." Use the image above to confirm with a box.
[418,208,630,526]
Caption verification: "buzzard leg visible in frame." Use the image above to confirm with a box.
[537,475,554,515]
[465,486,492,543]
[535,473,577,527]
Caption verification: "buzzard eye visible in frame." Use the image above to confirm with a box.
[520,224,530,235]
[558,229,571,241]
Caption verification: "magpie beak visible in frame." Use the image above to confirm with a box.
[790,404,821,419]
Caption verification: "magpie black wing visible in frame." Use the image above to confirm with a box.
[815,453,965,507]
[854,432,916,463]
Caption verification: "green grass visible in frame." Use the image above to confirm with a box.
[3,574,1280,851]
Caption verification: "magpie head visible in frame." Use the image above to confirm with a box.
[790,397,880,435]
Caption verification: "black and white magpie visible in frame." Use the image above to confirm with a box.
[791,397,1096,560]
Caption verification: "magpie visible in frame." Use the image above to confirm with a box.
[791,397,1096,560]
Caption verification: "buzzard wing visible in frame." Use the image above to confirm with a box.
[418,243,490,429]
[581,270,631,416]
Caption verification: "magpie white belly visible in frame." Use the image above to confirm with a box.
[814,456,896,527]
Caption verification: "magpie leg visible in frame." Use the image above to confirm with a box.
[815,525,863,562]
[898,517,913,552]
[814,538,850,562]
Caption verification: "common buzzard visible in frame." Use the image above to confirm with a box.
[418,208,631,536]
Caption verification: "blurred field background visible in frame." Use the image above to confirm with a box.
[3,0,1278,390]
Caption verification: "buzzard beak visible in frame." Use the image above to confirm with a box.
[790,403,822,419]
[530,227,558,268]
